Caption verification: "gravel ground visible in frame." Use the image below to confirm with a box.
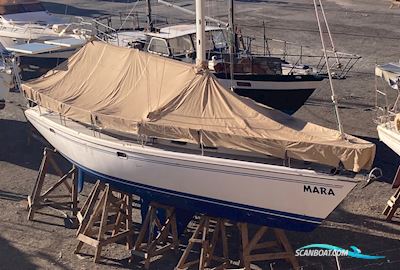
[2,0,400,269]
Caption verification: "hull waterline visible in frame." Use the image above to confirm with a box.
[25,108,358,232]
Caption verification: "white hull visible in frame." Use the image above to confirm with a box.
[377,123,400,156]
[26,107,358,231]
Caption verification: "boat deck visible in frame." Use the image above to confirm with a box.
[32,106,360,182]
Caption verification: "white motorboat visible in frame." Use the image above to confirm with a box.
[0,0,90,79]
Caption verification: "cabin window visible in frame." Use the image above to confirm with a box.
[168,35,194,56]
[191,30,227,51]
[148,38,170,56]
[191,33,214,51]
[211,30,227,49]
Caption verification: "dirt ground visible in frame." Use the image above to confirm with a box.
[2,0,400,269]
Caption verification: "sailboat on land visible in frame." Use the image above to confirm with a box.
[23,0,375,232]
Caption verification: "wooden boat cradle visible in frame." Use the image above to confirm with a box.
[383,166,400,221]
[131,201,180,269]
[27,147,78,225]
[75,181,133,263]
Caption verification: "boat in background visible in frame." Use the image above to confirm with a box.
[0,0,91,79]
[95,22,323,115]
[375,63,400,156]
[93,0,360,115]
[0,52,14,109]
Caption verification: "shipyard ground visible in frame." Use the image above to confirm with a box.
[2,0,400,269]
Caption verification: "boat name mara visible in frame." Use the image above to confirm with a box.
[304,185,335,196]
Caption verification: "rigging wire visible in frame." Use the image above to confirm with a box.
[117,0,140,32]
[64,0,71,16]
[313,0,344,135]
[317,0,340,68]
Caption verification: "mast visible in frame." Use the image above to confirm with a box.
[228,0,235,88]
[195,0,206,68]
[146,0,154,32]
[158,0,227,26]
[313,0,344,135]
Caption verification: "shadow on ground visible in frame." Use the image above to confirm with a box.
[0,235,37,269]
[361,136,400,184]
[0,119,42,171]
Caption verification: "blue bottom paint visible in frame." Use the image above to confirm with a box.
[72,161,322,232]
[77,168,85,193]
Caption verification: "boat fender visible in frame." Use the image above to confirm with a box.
[52,24,65,33]
[395,114,400,133]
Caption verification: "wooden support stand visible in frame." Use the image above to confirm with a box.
[75,181,133,263]
[176,215,230,270]
[238,223,299,270]
[131,202,179,269]
[383,166,400,221]
[383,185,400,221]
[27,147,78,223]
[390,0,400,8]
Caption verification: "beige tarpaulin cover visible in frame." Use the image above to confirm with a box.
[22,41,375,172]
